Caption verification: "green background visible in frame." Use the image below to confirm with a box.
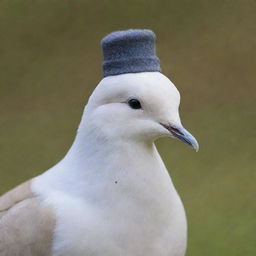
[0,0,255,255]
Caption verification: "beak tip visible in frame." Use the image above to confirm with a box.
[188,137,199,153]
[192,140,199,152]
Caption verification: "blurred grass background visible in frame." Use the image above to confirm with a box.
[0,0,255,255]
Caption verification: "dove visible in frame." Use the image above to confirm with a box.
[0,29,198,256]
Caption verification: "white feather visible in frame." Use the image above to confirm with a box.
[32,72,187,256]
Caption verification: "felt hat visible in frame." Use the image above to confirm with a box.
[101,29,161,77]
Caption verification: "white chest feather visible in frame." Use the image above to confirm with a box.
[50,188,186,256]
[33,143,187,256]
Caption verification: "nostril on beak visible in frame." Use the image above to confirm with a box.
[160,123,184,136]
[169,126,184,136]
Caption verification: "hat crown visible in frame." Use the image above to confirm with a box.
[101,29,161,77]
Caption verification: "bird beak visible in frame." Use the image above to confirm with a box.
[161,123,199,152]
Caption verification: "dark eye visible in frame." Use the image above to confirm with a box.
[128,99,142,109]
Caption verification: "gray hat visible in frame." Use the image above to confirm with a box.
[101,29,161,77]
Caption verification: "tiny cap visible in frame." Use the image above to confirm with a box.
[101,29,161,77]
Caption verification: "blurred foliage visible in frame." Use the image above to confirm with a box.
[0,0,255,255]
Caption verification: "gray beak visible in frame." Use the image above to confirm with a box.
[161,124,199,152]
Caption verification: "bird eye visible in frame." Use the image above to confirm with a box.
[128,98,142,109]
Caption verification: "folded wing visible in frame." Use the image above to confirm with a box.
[0,180,55,256]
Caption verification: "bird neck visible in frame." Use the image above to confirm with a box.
[51,127,173,200]
[64,124,158,172]
[33,123,176,205]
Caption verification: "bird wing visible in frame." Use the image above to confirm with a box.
[0,180,56,256]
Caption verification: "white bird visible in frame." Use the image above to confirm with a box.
[0,30,198,256]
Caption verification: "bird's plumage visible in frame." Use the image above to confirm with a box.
[0,71,198,255]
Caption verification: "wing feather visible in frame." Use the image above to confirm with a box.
[0,181,55,256]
